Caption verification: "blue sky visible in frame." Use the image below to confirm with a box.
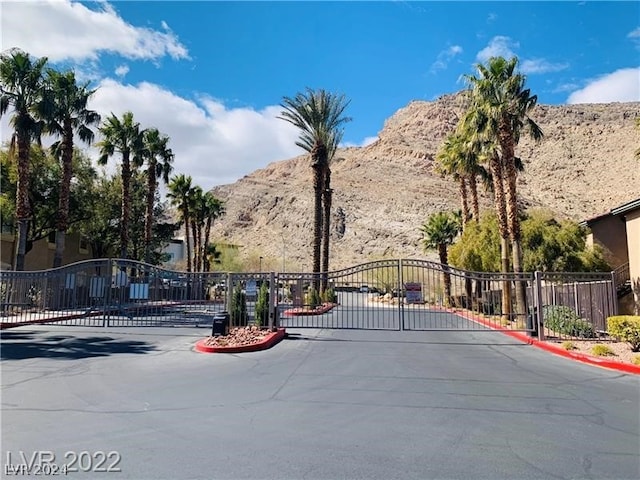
[2,1,639,191]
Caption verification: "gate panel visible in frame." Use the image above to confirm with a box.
[276,260,401,330]
[400,259,536,333]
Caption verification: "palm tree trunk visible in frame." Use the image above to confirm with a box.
[183,207,192,272]
[53,124,74,268]
[489,153,512,319]
[312,160,324,290]
[321,167,332,292]
[439,244,451,307]
[459,176,469,230]
[144,162,156,264]
[15,135,31,271]
[203,218,213,272]
[501,133,527,320]
[469,174,480,223]
[190,218,198,271]
[120,152,131,259]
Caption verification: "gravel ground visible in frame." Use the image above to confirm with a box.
[541,339,640,366]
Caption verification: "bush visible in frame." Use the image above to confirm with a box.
[231,285,247,326]
[305,286,322,309]
[543,305,595,338]
[591,344,615,357]
[254,282,269,327]
[607,316,640,352]
[321,287,337,304]
[562,341,577,351]
[633,356,640,366]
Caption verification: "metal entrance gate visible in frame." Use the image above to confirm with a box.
[275,259,538,333]
[2,259,616,338]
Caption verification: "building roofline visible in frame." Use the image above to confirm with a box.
[582,197,640,225]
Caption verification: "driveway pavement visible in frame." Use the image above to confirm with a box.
[2,325,639,479]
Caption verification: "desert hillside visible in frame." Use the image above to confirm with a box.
[211,92,640,270]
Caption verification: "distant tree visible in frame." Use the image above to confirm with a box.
[97,111,145,259]
[0,49,49,270]
[449,210,610,273]
[420,211,462,305]
[464,56,543,316]
[167,174,193,271]
[142,128,173,263]
[279,88,351,286]
[43,68,100,267]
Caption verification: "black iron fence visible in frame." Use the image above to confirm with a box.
[0,259,618,340]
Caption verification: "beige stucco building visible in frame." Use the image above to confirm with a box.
[583,198,640,315]
[1,231,92,271]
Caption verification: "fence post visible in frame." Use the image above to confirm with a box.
[398,259,404,331]
[225,272,233,327]
[610,270,618,317]
[534,271,544,340]
[269,272,276,330]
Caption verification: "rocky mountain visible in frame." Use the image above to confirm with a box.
[211,92,640,271]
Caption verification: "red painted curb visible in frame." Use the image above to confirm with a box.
[194,328,286,354]
[447,308,640,375]
[283,303,336,317]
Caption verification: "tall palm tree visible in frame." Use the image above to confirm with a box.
[465,56,543,317]
[96,111,145,259]
[167,174,193,272]
[188,185,204,271]
[44,69,100,267]
[201,192,224,271]
[0,49,49,270]
[420,211,461,306]
[321,133,341,289]
[436,133,471,229]
[142,128,173,264]
[278,88,351,283]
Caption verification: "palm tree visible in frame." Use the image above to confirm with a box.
[465,56,543,317]
[142,128,173,264]
[96,111,145,259]
[278,88,351,283]
[188,185,204,271]
[321,134,341,290]
[201,192,224,271]
[436,133,471,229]
[420,211,461,306]
[167,174,193,272]
[43,69,100,267]
[0,49,48,270]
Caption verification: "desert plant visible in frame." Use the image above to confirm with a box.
[321,287,336,304]
[591,344,615,357]
[254,281,269,327]
[606,316,640,352]
[543,305,595,338]
[633,356,640,366]
[230,284,247,326]
[305,286,322,309]
[561,341,577,351]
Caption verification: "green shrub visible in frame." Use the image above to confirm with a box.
[607,316,640,352]
[562,341,577,351]
[321,287,337,304]
[632,356,640,366]
[254,282,269,327]
[543,305,595,338]
[591,344,615,357]
[231,285,247,326]
[305,286,322,309]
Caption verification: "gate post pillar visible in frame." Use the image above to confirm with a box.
[534,271,545,340]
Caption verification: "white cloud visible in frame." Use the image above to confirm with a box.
[567,68,640,103]
[430,45,463,73]
[628,27,640,39]
[341,136,378,148]
[476,36,519,62]
[520,58,569,74]
[87,79,303,191]
[115,65,130,78]
[2,0,189,62]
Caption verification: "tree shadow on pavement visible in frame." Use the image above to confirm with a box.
[0,331,157,360]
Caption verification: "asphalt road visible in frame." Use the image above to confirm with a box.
[1,325,639,480]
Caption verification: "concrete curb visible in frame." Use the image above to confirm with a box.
[446,308,640,375]
[194,328,286,354]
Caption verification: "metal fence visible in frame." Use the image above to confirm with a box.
[1,259,618,340]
